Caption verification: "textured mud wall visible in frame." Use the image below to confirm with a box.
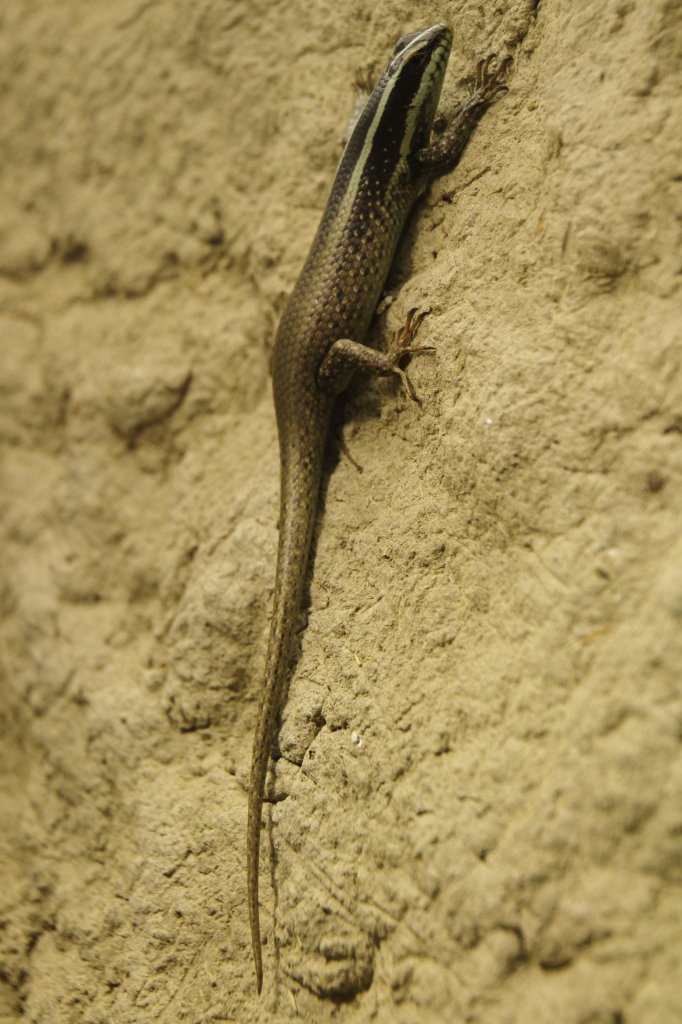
[1,1,680,1021]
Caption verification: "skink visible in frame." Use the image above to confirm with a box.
[247,23,509,992]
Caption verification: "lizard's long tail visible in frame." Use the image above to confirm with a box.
[247,443,324,993]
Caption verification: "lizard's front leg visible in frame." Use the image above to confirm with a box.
[413,54,511,175]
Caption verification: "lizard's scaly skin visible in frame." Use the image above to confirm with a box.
[246,24,510,992]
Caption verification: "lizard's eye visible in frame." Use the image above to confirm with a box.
[404,46,429,70]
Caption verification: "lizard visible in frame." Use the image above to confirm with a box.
[247,22,510,992]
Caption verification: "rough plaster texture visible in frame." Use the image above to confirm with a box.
[1,1,680,1021]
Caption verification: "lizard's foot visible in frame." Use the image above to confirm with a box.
[317,308,434,399]
[387,306,434,402]
[471,54,512,104]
